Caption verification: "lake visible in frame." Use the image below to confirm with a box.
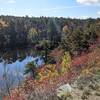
[0,48,44,95]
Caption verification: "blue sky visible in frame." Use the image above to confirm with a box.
[0,0,100,18]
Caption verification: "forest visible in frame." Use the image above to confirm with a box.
[0,16,100,55]
[0,16,100,100]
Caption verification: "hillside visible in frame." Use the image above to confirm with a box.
[0,16,100,100]
[3,46,100,100]
[0,16,99,50]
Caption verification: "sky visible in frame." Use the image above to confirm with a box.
[0,0,100,18]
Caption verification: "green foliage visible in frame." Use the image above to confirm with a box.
[61,26,97,55]
[28,28,38,43]
[24,61,38,79]
[61,52,71,73]
[47,18,61,42]
[0,16,98,55]
[40,40,51,63]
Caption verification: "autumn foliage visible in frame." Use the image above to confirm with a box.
[4,45,100,100]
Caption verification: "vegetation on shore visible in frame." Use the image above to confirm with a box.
[3,43,100,100]
[0,16,99,55]
[0,16,100,100]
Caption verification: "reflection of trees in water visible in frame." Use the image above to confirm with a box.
[0,61,23,96]
[0,47,38,63]
[0,48,44,96]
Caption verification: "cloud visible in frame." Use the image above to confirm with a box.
[69,16,90,19]
[76,0,100,5]
[41,5,85,12]
[0,0,16,3]
[80,16,90,19]
[97,11,100,15]
[8,0,16,3]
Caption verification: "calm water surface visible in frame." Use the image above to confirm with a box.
[0,48,44,93]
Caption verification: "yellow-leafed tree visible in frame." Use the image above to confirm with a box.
[61,52,71,74]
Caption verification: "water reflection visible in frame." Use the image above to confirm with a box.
[0,48,44,95]
[0,48,37,63]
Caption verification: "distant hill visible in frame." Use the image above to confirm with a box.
[0,16,99,54]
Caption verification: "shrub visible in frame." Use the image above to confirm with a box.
[24,61,38,79]
[61,52,71,74]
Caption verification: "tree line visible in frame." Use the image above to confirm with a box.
[0,15,99,55]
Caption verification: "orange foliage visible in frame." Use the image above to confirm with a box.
[7,46,100,100]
